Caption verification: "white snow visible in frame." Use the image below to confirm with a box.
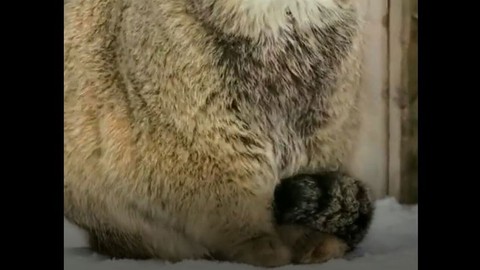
[64,197,418,270]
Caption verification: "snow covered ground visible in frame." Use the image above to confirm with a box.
[64,197,418,270]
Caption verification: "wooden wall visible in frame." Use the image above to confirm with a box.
[347,0,418,204]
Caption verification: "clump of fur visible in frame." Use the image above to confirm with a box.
[274,172,374,249]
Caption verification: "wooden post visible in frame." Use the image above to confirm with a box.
[387,0,418,204]
[347,0,390,200]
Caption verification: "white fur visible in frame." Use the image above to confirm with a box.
[218,0,349,38]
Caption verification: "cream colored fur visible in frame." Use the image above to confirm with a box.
[64,0,363,267]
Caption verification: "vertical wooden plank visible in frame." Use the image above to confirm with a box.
[347,0,390,199]
[388,0,418,203]
[400,0,418,204]
[388,0,403,200]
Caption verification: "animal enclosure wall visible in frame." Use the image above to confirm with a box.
[347,0,418,203]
